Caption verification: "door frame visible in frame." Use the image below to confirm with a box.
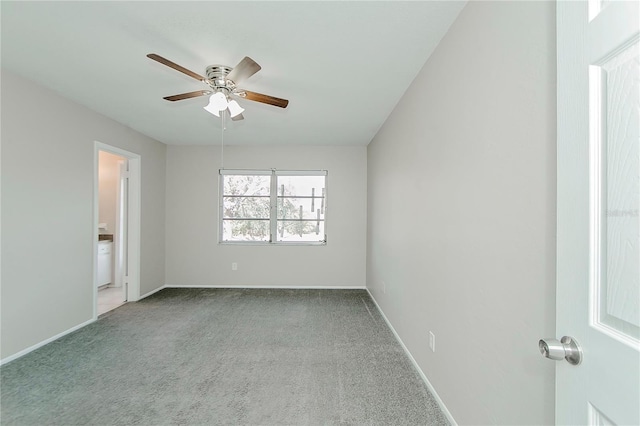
[93,141,141,318]
[114,159,127,291]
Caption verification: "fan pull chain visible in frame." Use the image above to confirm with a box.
[220,110,225,170]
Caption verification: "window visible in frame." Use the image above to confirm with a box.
[220,169,327,244]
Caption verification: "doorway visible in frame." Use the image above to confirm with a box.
[94,142,141,318]
[97,151,126,314]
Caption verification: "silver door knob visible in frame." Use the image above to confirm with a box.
[538,336,582,365]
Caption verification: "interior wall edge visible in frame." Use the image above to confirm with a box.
[139,285,167,300]
[1,70,167,360]
[365,1,557,423]
[164,144,367,288]
[163,285,367,290]
[0,318,96,367]
[366,289,457,426]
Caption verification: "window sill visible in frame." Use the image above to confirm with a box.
[219,241,326,246]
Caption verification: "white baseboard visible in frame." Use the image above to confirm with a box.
[138,285,166,300]
[366,289,457,426]
[2,284,167,365]
[164,285,366,290]
[0,318,96,366]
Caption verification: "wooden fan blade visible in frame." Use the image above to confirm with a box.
[147,53,206,82]
[163,90,212,102]
[231,113,245,121]
[226,57,261,84]
[240,90,289,108]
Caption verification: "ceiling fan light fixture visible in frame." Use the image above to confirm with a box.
[203,92,228,117]
[148,54,289,122]
[212,92,228,110]
[204,106,220,117]
[227,100,245,118]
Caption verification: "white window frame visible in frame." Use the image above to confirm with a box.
[219,169,328,245]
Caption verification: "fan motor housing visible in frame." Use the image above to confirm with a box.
[206,65,235,90]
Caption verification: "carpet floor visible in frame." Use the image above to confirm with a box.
[1,288,448,425]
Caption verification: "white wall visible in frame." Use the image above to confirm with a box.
[98,151,124,236]
[165,145,366,288]
[1,70,167,360]
[98,151,124,283]
[367,2,556,425]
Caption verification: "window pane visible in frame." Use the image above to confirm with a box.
[219,170,326,244]
[277,176,325,195]
[221,174,271,242]
[223,175,270,197]
[277,220,325,242]
[277,197,325,220]
[223,197,270,219]
[222,220,270,242]
[276,175,326,221]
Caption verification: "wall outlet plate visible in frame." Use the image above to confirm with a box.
[231,262,238,271]
[429,331,435,352]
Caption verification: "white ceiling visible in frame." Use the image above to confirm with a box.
[1,1,465,146]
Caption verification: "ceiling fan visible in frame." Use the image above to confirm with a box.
[147,53,289,121]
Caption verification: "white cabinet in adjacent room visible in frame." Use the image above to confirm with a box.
[97,241,112,287]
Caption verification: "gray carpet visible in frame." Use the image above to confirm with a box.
[1,288,448,425]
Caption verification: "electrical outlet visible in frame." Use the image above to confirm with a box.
[231,262,238,271]
[429,331,436,352]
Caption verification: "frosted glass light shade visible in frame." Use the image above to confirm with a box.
[203,92,228,117]
[227,100,245,118]
[203,105,220,117]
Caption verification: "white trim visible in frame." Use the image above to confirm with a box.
[139,285,167,300]
[270,170,278,241]
[587,0,601,22]
[274,170,328,176]
[3,286,375,365]
[94,142,141,313]
[219,241,326,247]
[126,156,141,302]
[219,169,272,176]
[114,160,127,291]
[164,285,366,290]
[0,318,95,366]
[93,147,100,320]
[2,283,164,365]
[366,289,458,426]
[588,402,616,425]
[588,56,640,351]
[219,169,328,176]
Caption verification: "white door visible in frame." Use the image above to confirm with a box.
[556,1,639,425]
[115,159,128,301]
